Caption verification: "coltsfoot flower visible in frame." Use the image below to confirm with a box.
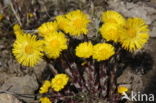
[12,33,43,67]
[55,15,69,33]
[75,42,93,58]
[93,43,115,61]
[38,21,58,37]
[51,74,69,92]
[101,10,126,26]
[99,23,121,42]
[44,32,68,59]
[120,18,149,52]
[40,97,52,103]
[63,10,90,36]
[117,86,128,95]
[39,80,51,94]
[13,24,24,37]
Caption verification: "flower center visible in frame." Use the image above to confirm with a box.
[127,29,137,38]
[50,40,60,48]
[25,45,33,54]
[55,78,63,85]
[108,19,117,24]
[99,48,106,55]
[109,28,117,35]
[73,18,83,28]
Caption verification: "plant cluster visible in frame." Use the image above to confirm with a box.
[12,10,149,103]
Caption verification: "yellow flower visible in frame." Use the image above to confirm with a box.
[64,10,90,36]
[40,97,52,103]
[12,33,43,67]
[75,42,93,58]
[99,23,121,42]
[101,10,126,26]
[44,32,68,59]
[13,24,24,37]
[39,80,51,94]
[117,86,128,95]
[93,43,115,61]
[51,74,69,92]
[27,13,34,18]
[0,14,4,21]
[120,18,149,52]
[38,21,58,37]
[55,15,69,33]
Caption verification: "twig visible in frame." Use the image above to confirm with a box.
[48,63,58,75]
[9,1,22,26]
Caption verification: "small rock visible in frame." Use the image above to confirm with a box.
[0,72,14,86]
[150,21,156,38]
[117,67,143,91]
[0,93,22,103]
[0,75,38,102]
[33,60,47,81]
[3,0,11,6]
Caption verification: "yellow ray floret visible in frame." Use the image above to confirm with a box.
[40,97,52,103]
[75,42,93,58]
[99,23,121,42]
[39,80,51,94]
[93,43,115,61]
[38,21,58,37]
[101,10,126,26]
[13,24,24,37]
[12,33,43,67]
[120,18,149,52]
[44,32,68,59]
[117,86,128,95]
[64,10,90,36]
[55,15,69,33]
[51,74,69,92]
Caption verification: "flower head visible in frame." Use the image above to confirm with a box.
[93,43,115,61]
[64,10,90,36]
[51,74,69,92]
[39,80,51,94]
[12,33,43,67]
[40,97,52,103]
[99,23,121,42]
[38,21,58,37]
[117,86,128,95]
[101,10,126,26]
[120,18,149,52]
[56,15,69,33]
[13,24,24,37]
[75,42,93,58]
[44,32,68,59]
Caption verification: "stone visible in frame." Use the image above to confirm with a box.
[0,75,38,102]
[33,60,47,81]
[0,72,14,86]
[150,21,156,38]
[0,93,22,103]
[117,67,143,91]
